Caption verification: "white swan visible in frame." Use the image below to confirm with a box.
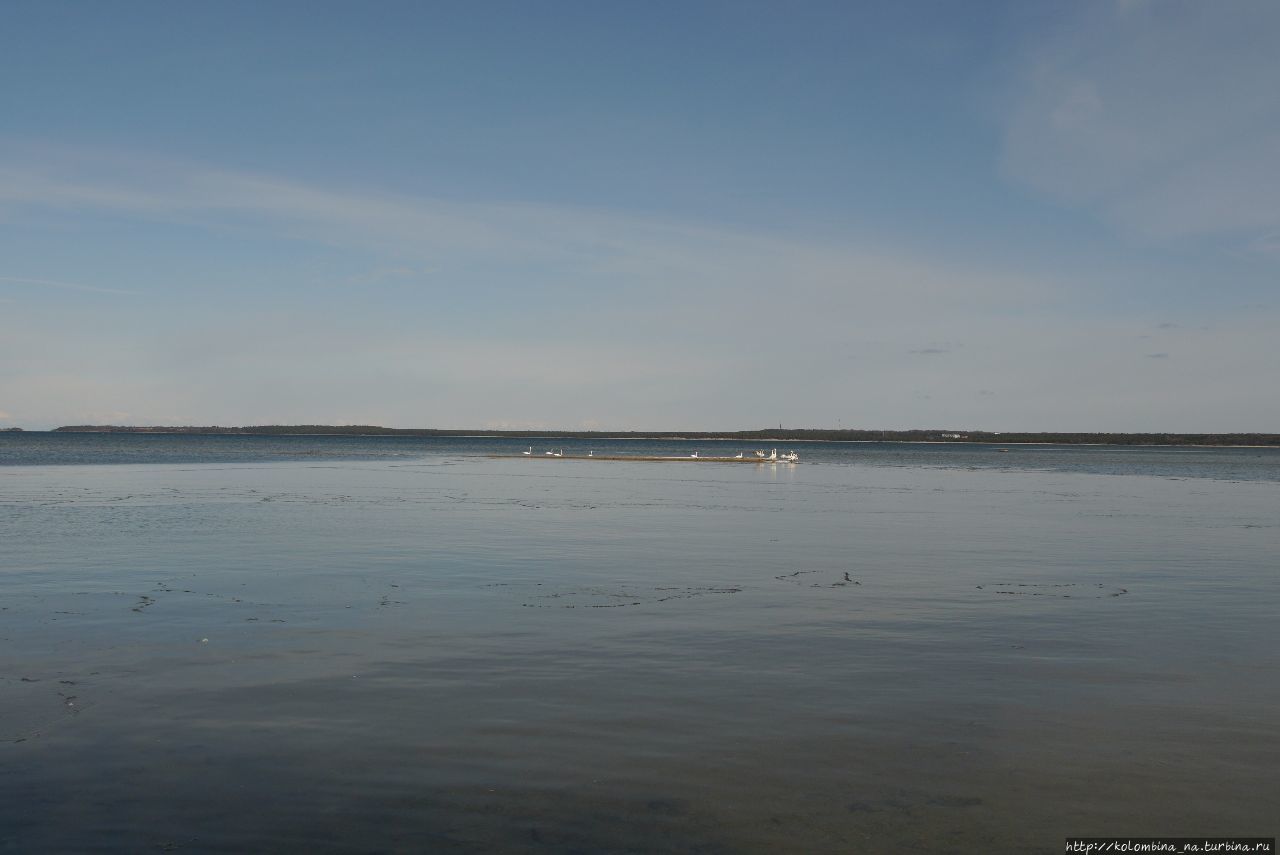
[734,452,744,459]
[769,448,778,461]
[690,451,699,458]
[588,450,594,457]
[523,446,532,456]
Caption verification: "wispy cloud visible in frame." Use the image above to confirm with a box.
[1250,232,1280,257]
[344,266,421,286]
[1003,2,1280,250]
[1,145,1276,431]
[910,341,963,355]
[0,144,1054,316]
[0,275,140,296]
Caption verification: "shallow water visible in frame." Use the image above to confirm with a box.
[2,438,1278,852]
[5,431,1280,482]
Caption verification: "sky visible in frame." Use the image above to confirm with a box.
[1,0,1277,432]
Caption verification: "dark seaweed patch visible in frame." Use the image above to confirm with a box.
[977,582,1128,598]
[774,570,861,588]
[520,586,741,609]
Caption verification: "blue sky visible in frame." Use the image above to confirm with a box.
[1,0,1277,431]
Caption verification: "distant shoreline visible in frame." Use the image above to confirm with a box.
[34,425,1280,447]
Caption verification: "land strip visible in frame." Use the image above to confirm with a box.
[47,425,1280,447]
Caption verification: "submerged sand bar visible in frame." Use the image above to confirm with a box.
[490,454,796,463]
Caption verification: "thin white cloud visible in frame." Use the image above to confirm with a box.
[0,144,1042,297]
[344,266,419,286]
[1003,2,1280,248]
[0,275,140,296]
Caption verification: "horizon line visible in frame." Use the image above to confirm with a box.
[20,424,1280,441]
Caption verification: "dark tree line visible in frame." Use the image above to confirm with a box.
[50,425,1280,446]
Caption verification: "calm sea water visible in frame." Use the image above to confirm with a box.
[2,434,1277,853]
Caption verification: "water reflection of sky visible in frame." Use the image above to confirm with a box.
[2,455,1277,851]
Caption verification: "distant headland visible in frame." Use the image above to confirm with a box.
[47,425,1280,446]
